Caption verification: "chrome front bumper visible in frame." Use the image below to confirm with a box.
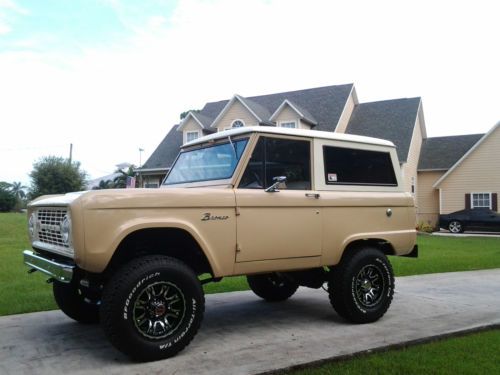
[23,250,74,283]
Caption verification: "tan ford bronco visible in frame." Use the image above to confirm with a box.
[23,127,417,361]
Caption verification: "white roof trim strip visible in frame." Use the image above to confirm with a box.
[183,126,395,148]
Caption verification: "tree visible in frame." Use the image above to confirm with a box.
[8,181,28,211]
[113,165,137,188]
[179,109,200,120]
[92,179,115,190]
[10,181,27,200]
[0,182,16,212]
[29,156,87,199]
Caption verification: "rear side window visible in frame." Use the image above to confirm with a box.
[323,146,397,186]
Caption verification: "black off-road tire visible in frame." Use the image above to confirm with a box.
[247,273,299,302]
[100,255,205,362]
[328,248,394,323]
[53,280,100,324]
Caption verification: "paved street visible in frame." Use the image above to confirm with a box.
[1,269,499,375]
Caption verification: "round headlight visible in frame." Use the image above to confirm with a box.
[61,215,71,245]
[28,213,36,238]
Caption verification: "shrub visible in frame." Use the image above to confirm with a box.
[417,221,436,233]
[0,188,16,212]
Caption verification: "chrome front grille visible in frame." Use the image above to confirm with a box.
[37,209,67,247]
[33,207,74,258]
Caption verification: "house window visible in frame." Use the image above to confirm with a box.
[280,121,297,129]
[471,193,491,209]
[231,119,245,128]
[186,131,199,142]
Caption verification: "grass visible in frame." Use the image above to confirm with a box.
[1,212,500,316]
[284,329,500,375]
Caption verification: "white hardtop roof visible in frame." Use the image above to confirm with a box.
[182,126,395,148]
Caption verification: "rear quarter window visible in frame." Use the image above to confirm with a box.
[323,146,397,186]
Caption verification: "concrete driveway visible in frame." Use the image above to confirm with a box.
[1,269,499,375]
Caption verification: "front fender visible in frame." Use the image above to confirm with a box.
[80,208,236,276]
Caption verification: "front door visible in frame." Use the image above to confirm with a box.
[235,135,322,262]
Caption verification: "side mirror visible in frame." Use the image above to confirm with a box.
[265,176,287,193]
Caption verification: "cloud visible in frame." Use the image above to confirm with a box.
[0,0,28,36]
[0,0,499,186]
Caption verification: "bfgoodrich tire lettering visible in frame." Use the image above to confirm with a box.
[328,247,394,323]
[100,255,204,361]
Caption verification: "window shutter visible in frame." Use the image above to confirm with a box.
[493,193,498,212]
[465,193,471,209]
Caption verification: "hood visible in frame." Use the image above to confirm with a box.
[29,191,88,207]
[79,187,235,210]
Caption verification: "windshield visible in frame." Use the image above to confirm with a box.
[163,138,249,185]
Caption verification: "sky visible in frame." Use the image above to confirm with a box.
[1,0,499,186]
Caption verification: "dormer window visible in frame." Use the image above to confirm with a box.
[280,121,297,129]
[231,119,245,128]
[186,131,199,142]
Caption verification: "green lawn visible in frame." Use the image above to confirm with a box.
[1,212,500,316]
[285,329,500,375]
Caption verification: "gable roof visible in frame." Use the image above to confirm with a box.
[202,84,353,131]
[177,111,214,131]
[140,125,183,170]
[418,133,484,171]
[433,122,500,188]
[210,94,266,128]
[269,99,318,125]
[345,97,421,162]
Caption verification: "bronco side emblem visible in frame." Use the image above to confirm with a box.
[201,213,229,221]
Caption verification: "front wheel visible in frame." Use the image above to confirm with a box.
[247,273,298,302]
[328,248,394,323]
[448,220,464,233]
[53,280,100,324]
[100,256,205,362]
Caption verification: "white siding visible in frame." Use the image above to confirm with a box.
[401,113,424,194]
[215,100,259,131]
[416,170,445,225]
[439,126,500,213]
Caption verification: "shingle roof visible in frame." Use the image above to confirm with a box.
[237,95,272,122]
[142,85,424,171]
[191,111,213,128]
[418,133,484,170]
[141,125,183,169]
[346,97,421,162]
[200,84,353,131]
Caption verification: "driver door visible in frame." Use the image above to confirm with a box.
[234,135,322,263]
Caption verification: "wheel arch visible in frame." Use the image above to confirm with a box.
[103,227,215,277]
[340,238,395,262]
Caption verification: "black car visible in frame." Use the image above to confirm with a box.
[439,208,500,233]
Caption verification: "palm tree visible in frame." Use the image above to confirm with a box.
[93,179,115,190]
[113,165,137,188]
[10,181,27,200]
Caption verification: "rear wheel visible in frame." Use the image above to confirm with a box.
[53,280,100,324]
[247,273,298,302]
[100,255,204,362]
[448,220,464,233]
[328,248,394,323]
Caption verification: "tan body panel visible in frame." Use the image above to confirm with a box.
[28,128,417,280]
[76,188,236,276]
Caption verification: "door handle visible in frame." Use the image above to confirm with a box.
[305,193,320,199]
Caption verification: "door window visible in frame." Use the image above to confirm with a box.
[239,137,311,190]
